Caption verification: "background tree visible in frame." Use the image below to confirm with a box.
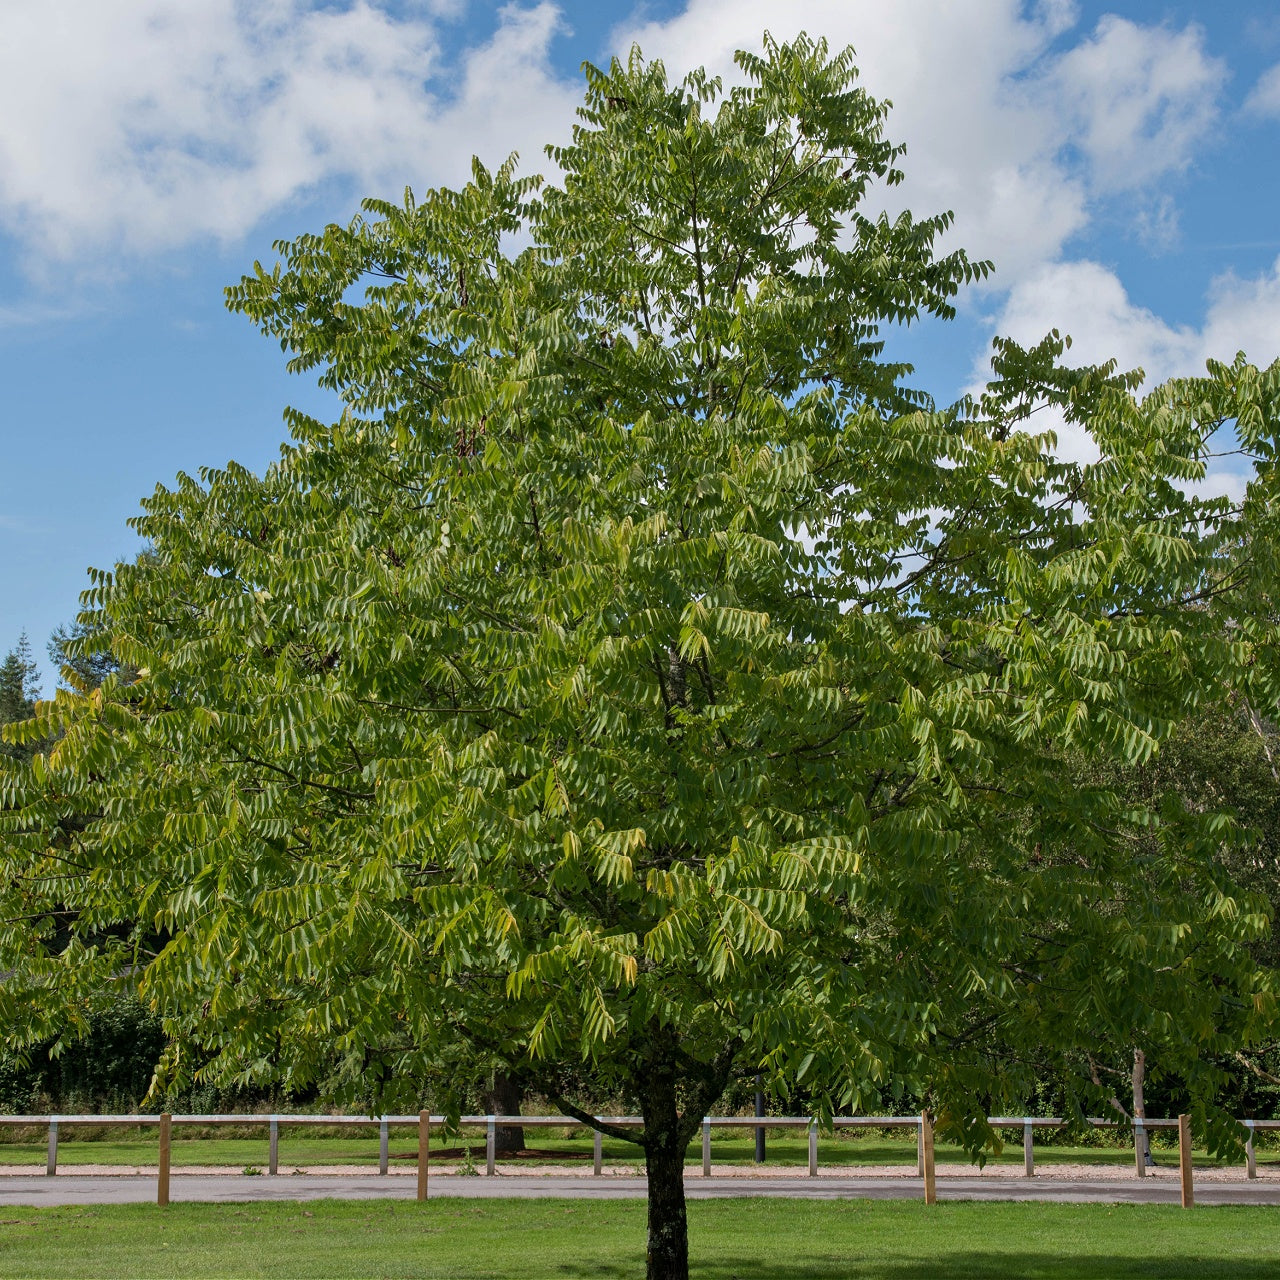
[0,634,40,764]
[3,36,1280,1280]
[0,1000,164,1113]
[48,619,122,695]
[0,620,155,1112]
[1063,701,1280,1151]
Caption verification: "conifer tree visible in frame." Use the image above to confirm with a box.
[0,634,40,764]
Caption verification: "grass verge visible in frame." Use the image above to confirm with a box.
[0,1131,1263,1170]
[0,1198,1276,1278]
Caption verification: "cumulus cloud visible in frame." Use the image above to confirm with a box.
[1199,259,1280,365]
[1244,63,1280,117]
[996,258,1280,390]
[981,256,1280,491]
[0,1,579,260]
[611,0,1267,498]
[995,261,1198,387]
[618,0,1082,282]
[617,0,1225,286]
[1041,16,1224,190]
[0,0,1233,283]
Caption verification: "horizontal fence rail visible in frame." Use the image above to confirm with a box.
[7,1111,1269,1177]
[11,1113,1267,1127]
[4,1111,1273,1195]
[13,1113,1265,1128]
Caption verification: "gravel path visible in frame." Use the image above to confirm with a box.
[1,1160,1269,1182]
[3,1156,1277,1212]
[4,1171,1280,1207]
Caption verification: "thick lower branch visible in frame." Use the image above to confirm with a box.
[547,1092,645,1146]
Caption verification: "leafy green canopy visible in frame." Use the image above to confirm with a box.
[3,37,1280,1162]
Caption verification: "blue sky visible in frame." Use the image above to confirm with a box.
[3,0,1280,682]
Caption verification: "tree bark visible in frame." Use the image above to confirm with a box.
[754,1074,766,1163]
[483,1070,525,1155]
[639,1043,691,1280]
[1132,1048,1151,1168]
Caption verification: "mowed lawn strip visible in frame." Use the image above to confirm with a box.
[0,1199,1277,1279]
[0,1131,1266,1170]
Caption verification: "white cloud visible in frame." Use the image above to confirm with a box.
[1041,16,1224,190]
[981,256,1280,489]
[610,0,1251,491]
[0,0,1232,285]
[996,257,1280,388]
[994,260,1199,388]
[1131,194,1180,252]
[617,0,1082,283]
[1199,259,1280,365]
[616,1,1224,286]
[0,1,579,260]
[419,4,580,184]
[1244,63,1280,117]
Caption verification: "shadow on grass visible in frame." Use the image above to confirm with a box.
[541,1257,1279,1280]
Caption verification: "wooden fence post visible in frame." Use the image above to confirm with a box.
[417,1110,429,1202]
[46,1119,58,1177]
[702,1119,711,1177]
[916,1121,925,1177]
[921,1111,936,1206]
[1246,1123,1257,1180]
[808,1121,818,1177]
[593,1128,603,1176]
[1178,1114,1194,1209]
[486,1116,496,1176]
[157,1113,172,1207]
[1023,1121,1034,1178]
[379,1118,389,1176]
[268,1117,279,1175]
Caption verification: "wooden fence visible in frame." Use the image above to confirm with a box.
[4,1110,1271,1209]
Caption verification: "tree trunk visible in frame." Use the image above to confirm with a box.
[1132,1048,1152,1168]
[640,1047,691,1280]
[484,1070,525,1155]
[754,1074,766,1163]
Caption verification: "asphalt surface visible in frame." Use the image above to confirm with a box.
[5,1173,1280,1207]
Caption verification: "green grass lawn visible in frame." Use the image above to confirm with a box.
[0,1126,1265,1171]
[0,1198,1276,1278]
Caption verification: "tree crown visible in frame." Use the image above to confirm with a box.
[2,37,1278,1169]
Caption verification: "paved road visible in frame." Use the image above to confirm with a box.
[5,1174,1280,1207]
